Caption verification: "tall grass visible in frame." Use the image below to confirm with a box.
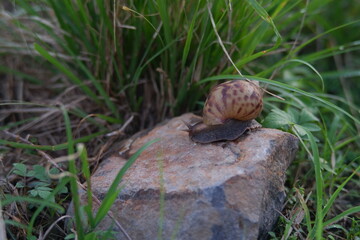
[1,0,359,239]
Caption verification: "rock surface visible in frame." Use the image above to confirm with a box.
[78,113,298,240]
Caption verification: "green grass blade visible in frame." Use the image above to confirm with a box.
[0,65,42,84]
[335,136,360,151]
[155,0,171,44]
[1,195,64,212]
[285,59,325,92]
[0,118,37,131]
[157,0,176,82]
[43,20,117,118]
[245,0,282,40]
[293,19,360,55]
[61,105,84,239]
[93,138,160,226]
[301,42,360,64]
[35,40,119,118]
[47,0,79,53]
[129,38,179,110]
[95,0,114,36]
[91,114,122,124]
[4,220,29,232]
[323,162,360,217]
[77,143,95,228]
[222,0,283,74]
[281,213,298,240]
[302,129,323,240]
[180,0,202,71]
[198,75,360,125]
[256,20,360,78]
[74,0,97,51]
[34,43,99,103]
[323,206,360,227]
[15,0,38,15]
[0,130,107,151]
[295,187,312,233]
[222,45,278,74]
[72,54,120,119]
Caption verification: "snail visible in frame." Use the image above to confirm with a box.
[187,80,263,143]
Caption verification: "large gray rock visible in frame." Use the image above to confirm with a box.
[79,113,298,239]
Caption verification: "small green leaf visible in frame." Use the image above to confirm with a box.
[29,181,49,188]
[32,186,53,199]
[320,160,337,175]
[13,163,27,177]
[38,190,52,199]
[27,170,36,177]
[293,124,307,136]
[29,189,38,197]
[263,109,293,128]
[36,186,53,191]
[33,165,48,181]
[65,233,75,240]
[84,232,97,240]
[287,108,300,123]
[15,181,25,188]
[49,167,60,175]
[301,123,321,132]
[274,109,296,122]
[58,186,68,194]
[299,109,319,123]
[327,235,336,240]
[264,107,321,135]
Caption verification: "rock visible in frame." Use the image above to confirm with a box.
[76,113,298,240]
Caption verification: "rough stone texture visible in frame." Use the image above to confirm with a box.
[79,113,298,240]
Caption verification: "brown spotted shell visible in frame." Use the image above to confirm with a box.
[202,80,263,125]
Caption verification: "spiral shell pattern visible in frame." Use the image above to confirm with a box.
[202,80,263,125]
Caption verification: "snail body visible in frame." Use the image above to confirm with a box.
[189,119,253,143]
[189,80,263,143]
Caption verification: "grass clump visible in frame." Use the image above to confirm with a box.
[0,0,359,239]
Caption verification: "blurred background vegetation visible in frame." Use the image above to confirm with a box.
[0,0,359,239]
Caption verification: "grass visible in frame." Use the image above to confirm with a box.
[0,0,359,239]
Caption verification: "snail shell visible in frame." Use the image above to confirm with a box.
[189,80,263,143]
[203,80,263,125]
